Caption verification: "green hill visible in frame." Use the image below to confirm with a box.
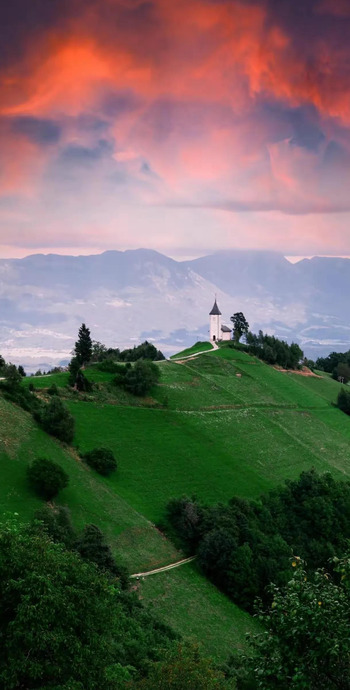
[3,348,350,661]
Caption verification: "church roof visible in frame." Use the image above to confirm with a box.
[221,325,232,332]
[209,299,221,316]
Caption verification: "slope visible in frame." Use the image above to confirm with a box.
[0,392,254,662]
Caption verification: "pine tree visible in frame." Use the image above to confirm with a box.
[74,323,92,366]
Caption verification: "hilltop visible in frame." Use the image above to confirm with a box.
[1,343,350,660]
[2,249,350,369]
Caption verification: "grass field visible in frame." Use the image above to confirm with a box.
[3,346,350,660]
[170,341,213,359]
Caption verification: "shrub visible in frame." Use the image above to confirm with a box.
[47,383,59,396]
[27,457,69,500]
[75,524,129,588]
[35,396,75,443]
[34,504,76,547]
[82,447,117,476]
[120,360,160,396]
[337,388,350,415]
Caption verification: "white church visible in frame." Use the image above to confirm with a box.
[209,299,232,342]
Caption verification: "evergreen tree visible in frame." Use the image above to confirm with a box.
[74,323,92,366]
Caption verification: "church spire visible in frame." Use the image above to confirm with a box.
[209,298,221,316]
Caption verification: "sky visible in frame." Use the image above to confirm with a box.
[1,0,350,259]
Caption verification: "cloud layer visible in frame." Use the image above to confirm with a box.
[1,0,350,256]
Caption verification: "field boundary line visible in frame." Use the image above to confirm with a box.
[131,556,196,578]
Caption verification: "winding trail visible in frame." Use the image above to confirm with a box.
[131,556,196,579]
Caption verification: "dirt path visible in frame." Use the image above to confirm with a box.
[130,556,196,579]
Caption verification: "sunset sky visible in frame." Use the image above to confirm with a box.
[1,0,350,258]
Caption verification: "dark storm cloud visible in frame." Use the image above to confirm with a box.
[0,0,71,67]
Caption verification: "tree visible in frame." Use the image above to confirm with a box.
[234,558,350,689]
[34,504,76,548]
[3,363,22,389]
[333,361,350,384]
[17,365,26,377]
[82,447,117,476]
[74,323,92,366]
[337,388,350,415]
[75,524,129,588]
[230,312,249,343]
[35,396,75,443]
[122,360,160,396]
[133,643,234,689]
[27,457,69,500]
[0,520,133,689]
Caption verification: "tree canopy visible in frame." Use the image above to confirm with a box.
[233,556,350,689]
[230,312,249,343]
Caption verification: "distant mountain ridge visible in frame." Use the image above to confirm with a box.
[0,248,350,370]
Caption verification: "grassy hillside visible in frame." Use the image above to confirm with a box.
[170,341,213,359]
[0,386,254,661]
[3,347,349,661]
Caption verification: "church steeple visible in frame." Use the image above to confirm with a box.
[209,298,222,316]
[209,297,221,341]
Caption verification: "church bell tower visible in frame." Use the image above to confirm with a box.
[209,298,222,342]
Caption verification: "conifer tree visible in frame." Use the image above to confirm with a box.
[74,323,92,366]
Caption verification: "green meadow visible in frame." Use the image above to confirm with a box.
[2,345,350,660]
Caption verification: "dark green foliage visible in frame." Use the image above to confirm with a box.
[337,388,350,415]
[74,323,92,365]
[17,365,26,377]
[91,340,108,361]
[47,382,59,396]
[117,360,160,396]
[230,312,249,343]
[244,330,303,369]
[333,361,350,383]
[233,557,350,689]
[69,356,93,391]
[0,354,5,368]
[166,496,204,553]
[133,642,234,689]
[3,363,22,389]
[27,457,69,500]
[98,359,125,373]
[168,470,350,612]
[34,504,76,548]
[0,520,178,689]
[119,340,165,362]
[82,447,117,475]
[35,396,75,443]
[0,375,41,414]
[75,524,129,588]
[316,349,350,373]
[28,382,35,392]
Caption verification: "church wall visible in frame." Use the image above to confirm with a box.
[210,314,221,341]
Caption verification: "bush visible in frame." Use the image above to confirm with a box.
[120,360,160,396]
[35,396,75,443]
[47,383,59,396]
[82,447,117,476]
[27,457,69,500]
[337,388,350,415]
[34,504,76,547]
[75,524,129,588]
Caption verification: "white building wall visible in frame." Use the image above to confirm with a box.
[221,330,231,341]
[210,314,221,341]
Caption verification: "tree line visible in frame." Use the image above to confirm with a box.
[166,470,350,612]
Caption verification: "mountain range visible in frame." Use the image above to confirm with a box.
[1,248,350,371]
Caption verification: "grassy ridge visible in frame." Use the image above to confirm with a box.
[3,347,349,660]
[170,341,213,359]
